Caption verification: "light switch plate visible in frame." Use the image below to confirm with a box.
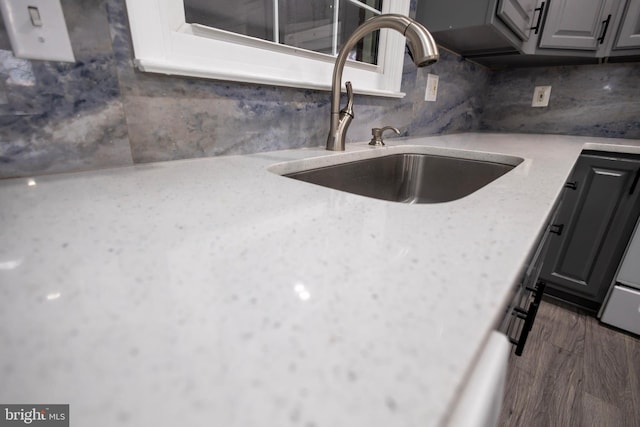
[0,0,75,62]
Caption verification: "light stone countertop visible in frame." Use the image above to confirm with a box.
[1,132,639,427]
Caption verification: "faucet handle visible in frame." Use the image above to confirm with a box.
[340,81,354,119]
[369,126,400,146]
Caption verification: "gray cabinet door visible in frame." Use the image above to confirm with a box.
[539,0,619,50]
[615,0,640,48]
[415,0,542,56]
[541,153,640,309]
[497,0,538,41]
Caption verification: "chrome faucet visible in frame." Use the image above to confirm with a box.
[326,14,439,151]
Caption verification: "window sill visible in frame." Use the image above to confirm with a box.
[133,57,407,98]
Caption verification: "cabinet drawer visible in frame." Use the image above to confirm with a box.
[600,286,640,335]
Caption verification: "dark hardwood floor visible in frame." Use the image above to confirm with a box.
[499,297,640,427]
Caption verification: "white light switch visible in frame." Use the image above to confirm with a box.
[28,6,43,27]
[425,73,439,102]
[0,0,75,62]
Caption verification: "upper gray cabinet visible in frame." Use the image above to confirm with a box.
[614,0,640,48]
[415,0,538,56]
[415,0,640,66]
[498,0,540,41]
[529,0,640,57]
[538,0,619,52]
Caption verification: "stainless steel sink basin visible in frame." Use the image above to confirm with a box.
[283,153,520,203]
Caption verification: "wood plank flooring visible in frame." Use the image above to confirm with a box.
[499,297,640,427]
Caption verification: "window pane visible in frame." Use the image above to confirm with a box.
[339,0,382,64]
[184,0,276,42]
[279,2,335,55]
[184,0,382,64]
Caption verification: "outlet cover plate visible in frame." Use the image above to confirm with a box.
[0,0,75,62]
[425,73,439,102]
[532,86,551,107]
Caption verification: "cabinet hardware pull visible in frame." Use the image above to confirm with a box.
[630,169,640,195]
[515,300,538,356]
[564,181,577,190]
[526,280,546,296]
[513,306,528,319]
[598,14,612,44]
[550,224,564,235]
[530,2,546,34]
[511,281,547,356]
[528,281,546,331]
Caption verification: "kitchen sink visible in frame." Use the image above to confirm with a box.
[282,152,522,203]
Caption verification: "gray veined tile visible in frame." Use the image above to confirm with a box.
[481,62,640,140]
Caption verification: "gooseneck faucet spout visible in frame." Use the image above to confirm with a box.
[326,14,439,151]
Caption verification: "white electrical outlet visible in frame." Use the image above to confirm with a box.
[0,0,75,62]
[532,85,551,107]
[425,73,439,102]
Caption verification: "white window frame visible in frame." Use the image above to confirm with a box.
[125,0,411,97]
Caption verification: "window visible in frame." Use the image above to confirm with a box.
[125,0,411,97]
[184,0,382,64]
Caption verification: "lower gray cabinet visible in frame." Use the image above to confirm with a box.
[541,151,640,311]
[500,194,563,356]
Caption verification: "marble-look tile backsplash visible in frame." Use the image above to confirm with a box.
[0,0,637,179]
[481,63,640,139]
[0,0,131,179]
[0,0,486,178]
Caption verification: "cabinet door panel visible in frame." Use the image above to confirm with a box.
[554,166,626,283]
[539,0,616,50]
[615,0,640,48]
[541,155,640,305]
[497,0,537,40]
